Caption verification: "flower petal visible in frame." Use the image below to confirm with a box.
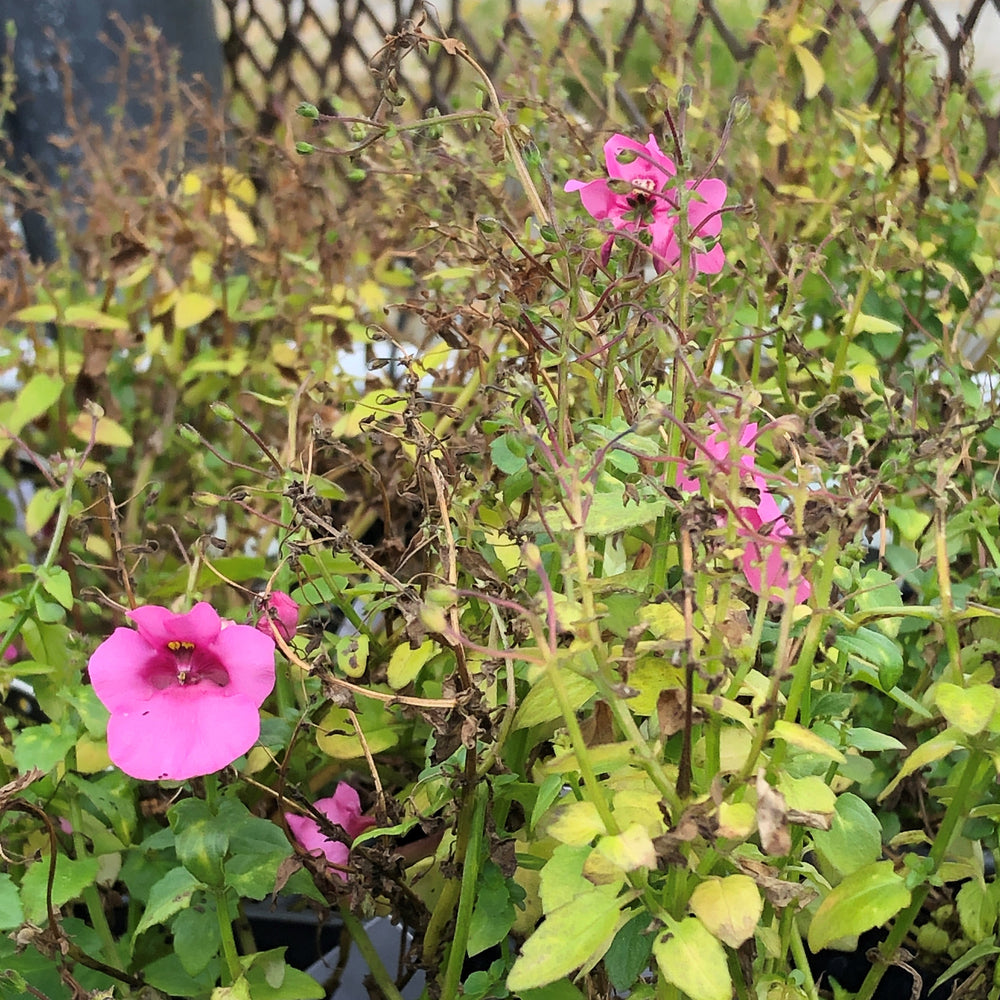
[129,602,222,649]
[209,624,276,704]
[604,134,675,189]
[89,627,160,713]
[571,179,622,221]
[106,686,262,780]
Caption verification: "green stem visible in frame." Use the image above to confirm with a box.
[339,906,406,1000]
[422,756,486,967]
[440,783,488,1000]
[1,466,78,654]
[782,525,840,728]
[855,750,987,1000]
[829,206,893,392]
[789,918,820,1000]
[213,888,242,986]
[68,798,124,970]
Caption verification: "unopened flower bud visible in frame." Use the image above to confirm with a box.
[257,591,299,643]
[731,94,751,124]
[677,85,693,110]
[295,102,319,120]
[295,141,315,155]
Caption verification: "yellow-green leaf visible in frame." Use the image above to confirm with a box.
[14,304,58,324]
[878,731,960,802]
[25,488,62,537]
[935,683,998,736]
[507,887,621,992]
[387,639,438,689]
[63,305,129,330]
[689,875,763,948]
[851,313,902,335]
[793,44,824,99]
[592,824,656,872]
[336,634,369,678]
[653,917,732,1000]
[546,800,606,846]
[771,720,845,763]
[71,414,133,447]
[316,705,398,759]
[807,861,911,952]
[174,292,218,329]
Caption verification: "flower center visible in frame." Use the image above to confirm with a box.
[625,177,660,221]
[163,640,228,687]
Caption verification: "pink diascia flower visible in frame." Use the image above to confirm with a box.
[564,133,727,275]
[88,602,276,781]
[286,784,376,880]
[677,423,810,604]
[3,644,17,662]
[255,591,299,643]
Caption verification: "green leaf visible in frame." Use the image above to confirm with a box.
[136,867,204,935]
[174,904,221,976]
[811,793,883,880]
[519,983,588,1000]
[532,492,669,536]
[145,952,220,996]
[846,727,905,752]
[888,506,932,543]
[834,627,904,692]
[467,862,516,957]
[224,808,291,900]
[930,939,1000,995]
[170,798,229,887]
[604,911,653,993]
[507,886,622,991]
[689,875,763,948]
[39,566,73,611]
[21,856,100,923]
[491,434,530,474]
[807,861,911,952]
[0,874,24,930]
[854,568,904,638]
[13,721,78,773]
[513,670,596,729]
[244,949,325,999]
[956,880,998,943]
[653,917,732,1000]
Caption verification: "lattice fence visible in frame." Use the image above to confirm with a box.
[213,0,1000,174]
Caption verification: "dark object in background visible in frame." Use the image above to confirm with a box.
[0,0,223,263]
[809,928,957,1000]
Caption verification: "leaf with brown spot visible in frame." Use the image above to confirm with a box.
[756,771,791,856]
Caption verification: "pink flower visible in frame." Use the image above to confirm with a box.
[3,644,17,662]
[286,784,376,880]
[88,602,276,781]
[564,133,727,275]
[677,423,810,604]
[255,591,299,643]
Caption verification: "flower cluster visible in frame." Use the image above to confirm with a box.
[564,133,727,275]
[88,602,276,781]
[677,423,810,604]
[285,784,375,881]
